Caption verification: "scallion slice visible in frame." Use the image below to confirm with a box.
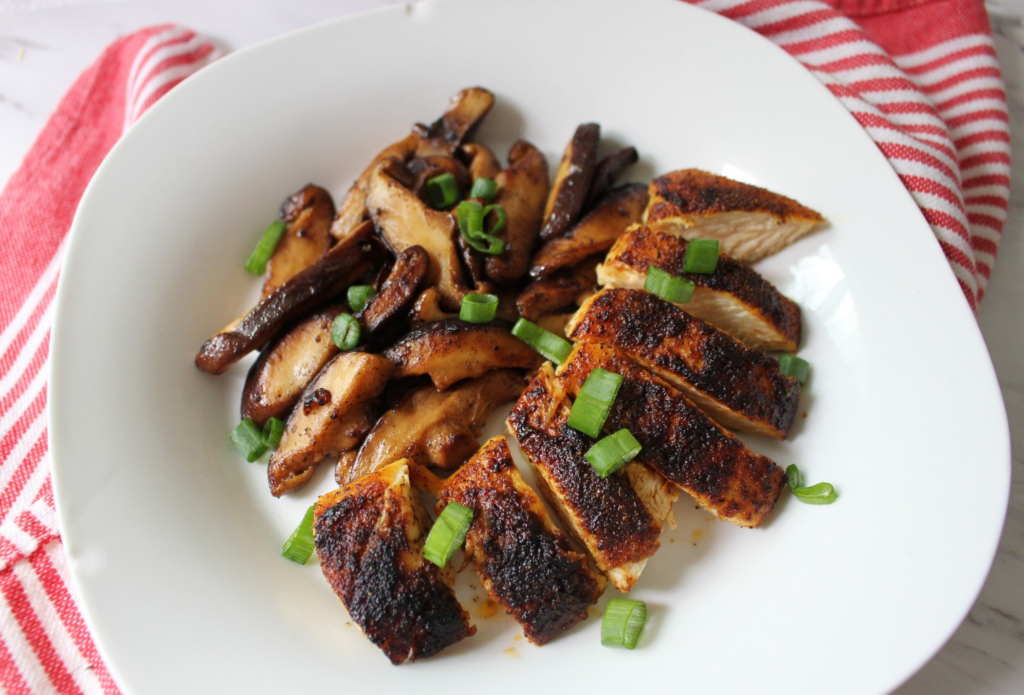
[330,313,361,351]
[347,285,375,313]
[460,293,499,323]
[456,200,505,255]
[644,266,695,304]
[778,354,811,385]
[231,419,267,462]
[281,504,316,564]
[244,220,287,275]
[785,464,838,505]
[423,502,473,568]
[567,368,624,438]
[426,172,460,209]
[470,177,498,202]
[683,238,720,274]
[262,417,285,449]
[585,428,642,478]
[511,318,573,364]
[601,598,647,649]
[482,204,507,235]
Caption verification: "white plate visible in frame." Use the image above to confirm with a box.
[49,0,1010,693]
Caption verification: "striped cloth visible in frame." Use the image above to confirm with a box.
[0,1,1009,691]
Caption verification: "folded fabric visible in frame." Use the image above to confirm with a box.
[0,1,1010,691]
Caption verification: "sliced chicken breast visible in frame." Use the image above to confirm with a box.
[438,437,605,645]
[557,343,786,528]
[598,225,801,351]
[566,288,800,439]
[644,169,824,263]
[507,364,671,592]
[314,460,475,664]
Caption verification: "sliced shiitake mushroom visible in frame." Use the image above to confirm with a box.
[240,305,343,426]
[357,245,429,342]
[267,352,394,496]
[262,185,335,297]
[585,147,638,210]
[382,319,542,390]
[408,287,455,326]
[195,221,382,375]
[529,183,648,279]
[516,259,599,321]
[459,142,501,181]
[329,87,495,243]
[337,369,527,485]
[484,140,549,286]
[366,161,470,310]
[407,155,471,205]
[538,123,600,243]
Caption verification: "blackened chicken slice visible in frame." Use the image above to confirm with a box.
[314,460,475,665]
[567,288,800,439]
[438,436,605,645]
[507,365,671,592]
[557,343,786,528]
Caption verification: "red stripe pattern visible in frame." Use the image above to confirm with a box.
[0,25,217,693]
[0,3,1010,691]
[687,0,1011,309]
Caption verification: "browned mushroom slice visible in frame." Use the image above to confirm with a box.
[437,436,605,645]
[585,146,639,210]
[516,259,598,321]
[331,132,420,243]
[314,460,475,665]
[366,161,470,310]
[240,305,343,426]
[507,364,672,592]
[407,155,471,206]
[382,319,542,390]
[459,142,501,181]
[262,185,335,296]
[529,183,647,279]
[557,342,785,528]
[195,221,382,375]
[338,369,526,484]
[644,169,825,263]
[357,245,429,342]
[267,352,393,496]
[536,313,574,339]
[598,225,801,351]
[413,87,495,157]
[484,140,549,285]
[408,287,456,326]
[566,288,800,438]
[538,123,600,243]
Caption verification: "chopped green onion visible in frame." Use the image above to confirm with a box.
[567,368,624,438]
[460,293,498,323]
[644,266,695,304]
[482,204,507,235]
[456,200,505,255]
[585,428,642,478]
[511,318,573,364]
[282,504,317,564]
[683,238,720,274]
[262,417,285,449]
[423,502,473,567]
[470,177,499,202]
[778,354,811,385]
[244,220,287,275]
[330,313,361,351]
[785,464,838,505]
[426,172,460,209]
[231,419,267,462]
[347,285,375,313]
[601,599,647,649]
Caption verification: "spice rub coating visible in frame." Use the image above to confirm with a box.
[507,365,665,591]
[557,344,785,527]
[438,437,604,645]
[567,289,800,439]
[314,461,474,664]
[598,225,801,352]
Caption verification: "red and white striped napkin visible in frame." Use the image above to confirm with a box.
[0,1,1009,691]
